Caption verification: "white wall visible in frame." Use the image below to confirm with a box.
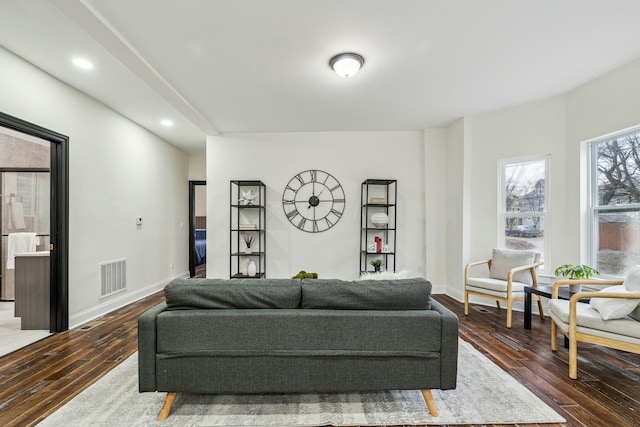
[565,57,640,263]
[207,131,426,281]
[423,128,448,291]
[195,185,207,217]
[468,96,566,271]
[444,118,472,299]
[447,57,640,307]
[189,153,206,180]
[0,47,190,327]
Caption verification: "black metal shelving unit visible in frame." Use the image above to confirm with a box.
[230,180,266,278]
[360,179,397,274]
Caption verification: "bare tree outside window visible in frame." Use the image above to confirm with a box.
[592,131,640,275]
[500,157,548,265]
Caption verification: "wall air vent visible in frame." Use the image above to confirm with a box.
[100,258,127,297]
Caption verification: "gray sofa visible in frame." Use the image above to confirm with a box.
[138,277,459,421]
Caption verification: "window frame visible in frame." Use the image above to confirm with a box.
[498,154,550,274]
[588,125,640,278]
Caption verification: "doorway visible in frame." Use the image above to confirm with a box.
[0,112,69,334]
[189,181,206,278]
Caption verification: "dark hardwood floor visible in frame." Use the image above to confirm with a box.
[0,292,638,427]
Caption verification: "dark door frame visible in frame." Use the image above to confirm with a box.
[188,180,206,277]
[0,112,69,333]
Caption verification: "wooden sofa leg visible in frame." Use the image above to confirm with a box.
[158,392,177,422]
[421,389,439,417]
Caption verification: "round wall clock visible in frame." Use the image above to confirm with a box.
[282,169,345,233]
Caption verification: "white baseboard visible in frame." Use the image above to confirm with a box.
[69,271,189,329]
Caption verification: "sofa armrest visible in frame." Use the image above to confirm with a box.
[430,299,459,389]
[138,301,168,392]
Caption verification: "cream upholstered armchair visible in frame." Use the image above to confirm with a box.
[549,266,640,379]
[464,248,544,328]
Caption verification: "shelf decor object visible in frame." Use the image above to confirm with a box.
[371,212,389,228]
[360,179,397,274]
[230,180,266,278]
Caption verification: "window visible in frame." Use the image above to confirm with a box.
[589,128,640,276]
[499,156,549,270]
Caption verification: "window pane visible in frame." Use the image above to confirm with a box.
[596,132,640,206]
[504,215,545,252]
[504,160,545,213]
[597,210,640,275]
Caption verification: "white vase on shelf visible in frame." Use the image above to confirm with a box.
[242,259,249,276]
[247,260,257,277]
[371,213,389,228]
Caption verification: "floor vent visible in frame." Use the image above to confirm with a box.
[78,320,105,331]
[473,306,490,313]
[100,258,127,297]
[492,333,526,351]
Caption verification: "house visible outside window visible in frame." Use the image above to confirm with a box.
[499,155,549,272]
[589,127,640,276]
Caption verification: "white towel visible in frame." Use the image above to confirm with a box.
[6,232,38,269]
[8,201,26,230]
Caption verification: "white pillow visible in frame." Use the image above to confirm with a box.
[590,285,640,320]
[489,249,538,285]
[623,265,640,292]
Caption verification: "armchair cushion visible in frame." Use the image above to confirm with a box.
[590,286,640,320]
[489,249,538,285]
[549,299,640,340]
[466,278,527,297]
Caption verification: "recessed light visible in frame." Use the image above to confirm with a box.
[72,57,94,70]
[161,119,174,127]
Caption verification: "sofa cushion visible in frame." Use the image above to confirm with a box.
[489,248,538,285]
[164,278,301,310]
[156,309,443,355]
[589,285,640,320]
[300,278,431,310]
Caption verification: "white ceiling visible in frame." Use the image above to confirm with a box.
[2,0,640,153]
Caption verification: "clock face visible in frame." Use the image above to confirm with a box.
[282,169,345,233]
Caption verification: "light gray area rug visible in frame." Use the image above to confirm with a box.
[37,340,565,426]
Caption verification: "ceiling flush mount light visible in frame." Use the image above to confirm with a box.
[72,57,94,70]
[161,119,174,127]
[329,52,365,78]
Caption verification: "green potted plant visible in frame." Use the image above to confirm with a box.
[369,259,383,273]
[243,234,254,254]
[554,264,600,293]
[292,270,318,279]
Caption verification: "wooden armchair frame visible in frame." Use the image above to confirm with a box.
[464,258,544,328]
[550,279,640,379]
